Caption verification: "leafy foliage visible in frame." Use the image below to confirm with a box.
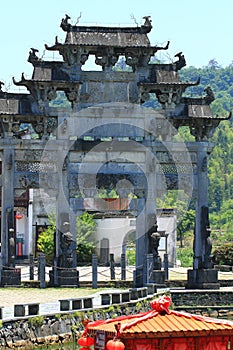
[76,212,97,262]
[37,212,56,263]
[176,247,193,267]
[213,243,233,266]
[126,241,136,265]
[37,211,96,264]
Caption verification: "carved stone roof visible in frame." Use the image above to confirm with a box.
[60,15,152,48]
[64,27,151,47]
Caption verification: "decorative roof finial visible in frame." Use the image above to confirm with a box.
[28,48,39,63]
[60,14,71,31]
[141,16,152,34]
[0,81,4,91]
[150,295,172,314]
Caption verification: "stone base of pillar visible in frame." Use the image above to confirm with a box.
[0,267,21,286]
[146,283,157,295]
[133,267,144,287]
[49,268,79,287]
[186,269,220,289]
[153,270,166,287]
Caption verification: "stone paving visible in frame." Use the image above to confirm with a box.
[0,266,232,320]
[0,265,135,320]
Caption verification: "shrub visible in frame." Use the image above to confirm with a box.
[213,243,233,265]
[37,212,55,264]
[176,247,193,267]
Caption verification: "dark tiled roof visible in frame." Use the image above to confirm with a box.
[65,30,150,47]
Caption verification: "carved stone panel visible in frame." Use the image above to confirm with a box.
[85,82,129,103]
[0,99,19,114]
[15,173,40,189]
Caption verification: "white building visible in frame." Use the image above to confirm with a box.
[16,190,177,268]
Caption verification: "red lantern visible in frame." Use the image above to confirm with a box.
[15,214,23,220]
[106,339,125,350]
[78,336,94,347]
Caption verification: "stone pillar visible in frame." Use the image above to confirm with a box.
[0,148,21,286]
[134,198,146,287]
[121,253,126,281]
[134,149,157,287]
[1,148,15,267]
[38,253,46,289]
[28,189,34,255]
[110,253,115,280]
[146,253,154,283]
[187,142,219,289]
[92,253,98,289]
[50,146,78,287]
[164,253,169,280]
[29,254,34,280]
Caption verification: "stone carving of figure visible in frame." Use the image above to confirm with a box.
[204,86,215,104]
[147,218,162,270]
[174,52,186,71]
[0,81,4,91]
[150,232,162,270]
[60,14,71,31]
[201,205,213,269]
[28,48,39,63]
[6,207,15,267]
[141,16,152,33]
[59,222,75,268]
[9,235,15,266]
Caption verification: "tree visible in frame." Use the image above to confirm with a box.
[177,209,195,248]
[213,243,233,266]
[37,212,56,264]
[37,211,97,264]
[76,212,97,262]
[207,59,221,69]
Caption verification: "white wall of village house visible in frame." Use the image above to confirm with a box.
[15,213,29,257]
[23,190,176,266]
[95,214,177,266]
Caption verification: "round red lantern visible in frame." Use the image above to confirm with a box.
[78,336,94,347]
[106,339,125,350]
[15,213,23,220]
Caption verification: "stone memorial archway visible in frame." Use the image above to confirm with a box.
[0,14,229,287]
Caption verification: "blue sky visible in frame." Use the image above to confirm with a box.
[1,0,232,90]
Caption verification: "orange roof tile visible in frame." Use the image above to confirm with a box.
[87,295,233,339]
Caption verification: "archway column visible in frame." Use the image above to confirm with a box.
[1,148,15,267]
[134,149,157,287]
[0,148,21,286]
[50,146,78,287]
[187,142,219,289]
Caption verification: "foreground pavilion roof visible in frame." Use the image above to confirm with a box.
[87,295,233,339]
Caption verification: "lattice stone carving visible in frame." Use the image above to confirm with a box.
[16,161,56,172]
[160,164,193,174]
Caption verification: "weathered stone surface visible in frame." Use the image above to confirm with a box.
[50,320,60,335]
